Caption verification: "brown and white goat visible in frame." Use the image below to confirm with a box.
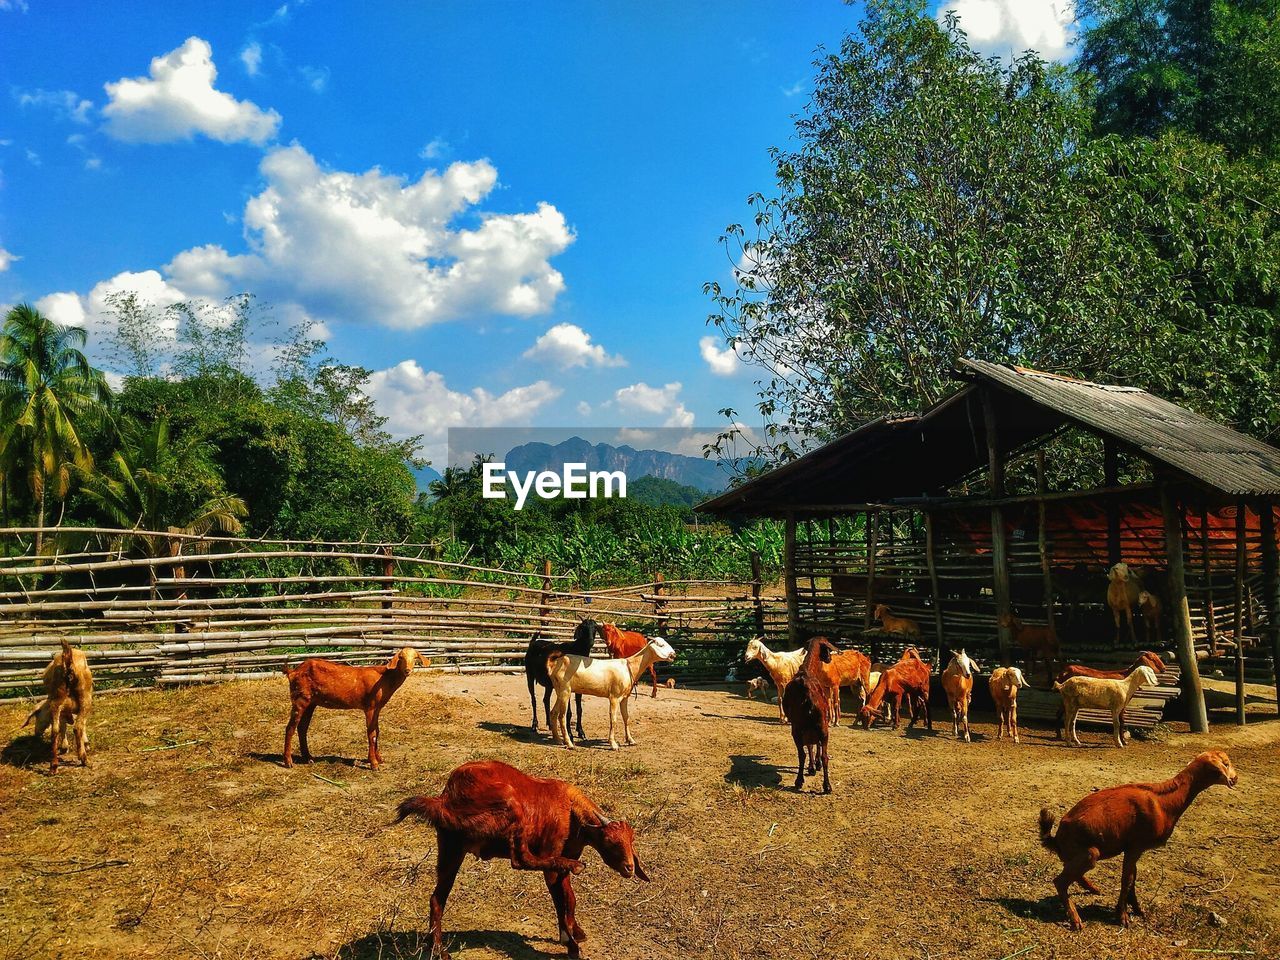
[525,620,596,737]
[24,640,93,772]
[1039,750,1237,930]
[941,649,979,742]
[397,759,650,960]
[988,666,1029,743]
[783,636,839,793]
[282,647,423,769]
[1055,665,1159,748]
[600,621,661,697]
[873,603,921,640]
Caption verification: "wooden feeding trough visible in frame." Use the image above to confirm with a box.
[702,359,1280,729]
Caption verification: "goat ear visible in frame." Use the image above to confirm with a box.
[633,852,651,882]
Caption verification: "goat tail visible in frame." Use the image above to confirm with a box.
[1052,680,1064,692]
[1038,808,1058,851]
[395,794,446,826]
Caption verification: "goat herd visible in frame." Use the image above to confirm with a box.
[14,606,1242,957]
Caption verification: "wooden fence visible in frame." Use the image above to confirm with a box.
[0,527,788,695]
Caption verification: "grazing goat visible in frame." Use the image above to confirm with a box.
[1053,651,1167,740]
[1107,562,1142,646]
[1055,665,1159,748]
[547,638,676,750]
[851,669,884,720]
[873,603,921,640]
[282,647,423,769]
[1039,751,1237,931]
[822,647,872,726]
[783,636,839,793]
[599,621,660,698]
[744,637,805,723]
[941,649,979,742]
[860,647,932,731]
[1137,590,1162,644]
[23,640,93,772]
[988,666,1029,743]
[745,677,772,701]
[525,620,596,738]
[997,612,1059,684]
[396,760,649,960]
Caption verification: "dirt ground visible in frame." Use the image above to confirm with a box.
[1,672,1277,960]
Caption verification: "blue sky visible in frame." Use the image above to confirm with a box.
[0,0,1073,466]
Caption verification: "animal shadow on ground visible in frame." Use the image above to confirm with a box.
[725,753,783,788]
[477,719,546,743]
[990,894,1118,930]
[247,751,360,768]
[2,732,49,769]
[336,929,557,959]
[901,724,941,740]
[700,711,783,726]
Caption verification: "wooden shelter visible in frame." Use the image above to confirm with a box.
[701,360,1280,730]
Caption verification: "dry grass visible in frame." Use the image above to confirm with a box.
[1,671,1277,960]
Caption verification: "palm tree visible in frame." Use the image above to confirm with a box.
[79,418,247,555]
[0,304,110,553]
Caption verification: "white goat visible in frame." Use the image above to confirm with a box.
[744,677,772,701]
[548,637,677,750]
[744,637,804,723]
[942,649,980,742]
[1055,665,1159,748]
[988,666,1029,743]
[850,670,883,720]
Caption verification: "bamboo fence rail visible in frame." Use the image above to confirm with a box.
[0,527,785,694]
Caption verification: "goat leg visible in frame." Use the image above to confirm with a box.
[297,704,316,764]
[574,693,584,741]
[530,676,542,732]
[819,738,831,795]
[649,664,658,698]
[546,870,587,953]
[509,829,582,875]
[430,841,465,960]
[793,738,806,791]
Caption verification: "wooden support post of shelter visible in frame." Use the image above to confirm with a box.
[1234,499,1247,725]
[981,390,1013,665]
[1104,438,1121,568]
[749,549,766,638]
[784,512,799,644]
[1035,451,1055,630]
[1162,485,1208,733]
[924,510,945,668]
[863,510,878,631]
[1260,501,1280,711]
[1202,503,1217,656]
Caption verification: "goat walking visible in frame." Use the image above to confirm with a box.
[397,760,650,960]
[1039,751,1237,930]
[783,636,839,793]
[941,650,979,742]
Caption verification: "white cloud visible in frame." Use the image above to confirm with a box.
[664,403,694,429]
[1,0,30,11]
[781,80,805,98]
[420,137,450,160]
[614,380,694,426]
[14,88,93,124]
[942,0,1075,61]
[37,269,190,340]
[103,36,281,144]
[576,400,592,417]
[0,246,16,272]
[366,359,562,463]
[241,41,263,76]
[523,323,624,369]
[298,65,329,93]
[699,335,743,377]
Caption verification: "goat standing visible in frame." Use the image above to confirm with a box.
[743,637,804,723]
[1107,562,1142,646]
[1039,751,1237,930]
[822,647,872,726]
[397,760,650,960]
[1056,665,1159,748]
[547,638,676,749]
[783,636,839,793]
[524,620,595,737]
[988,666,1029,743]
[282,647,422,769]
[600,622,661,697]
[1053,651,1166,740]
[941,649,979,742]
[23,640,93,773]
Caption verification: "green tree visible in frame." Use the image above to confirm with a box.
[1077,0,1280,158]
[79,418,248,553]
[0,304,110,551]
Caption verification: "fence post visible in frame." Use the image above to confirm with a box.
[381,545,395,633]
[750,550,765,637]
[169,536,188,634]
[540,558,553,631]
[653,571,668,635]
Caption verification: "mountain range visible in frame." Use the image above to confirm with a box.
[502,437,733,492]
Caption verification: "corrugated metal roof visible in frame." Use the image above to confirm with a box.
[700,360,1280,516]
[960,360,1280,497]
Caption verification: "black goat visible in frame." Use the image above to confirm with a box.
[525,619,596,738]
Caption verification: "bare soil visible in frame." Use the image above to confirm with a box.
[1,672,1277,960]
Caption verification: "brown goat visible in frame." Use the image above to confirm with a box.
[997,612,1059,684]
[24,640,93,773]
[282,647,424,769]
[859,647,932,731]
[600,622,660,697]
[1106,562,1142,646]
[1039,751,1238,930]
[822,647,872,726]
[396,759,649,960]
[873,603,921,640]
[1137,590,1162,645]
[783,636,839,793]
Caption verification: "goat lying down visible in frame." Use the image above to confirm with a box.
[397,759,649,960]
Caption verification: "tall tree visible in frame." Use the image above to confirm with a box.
[0,304,110,551]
